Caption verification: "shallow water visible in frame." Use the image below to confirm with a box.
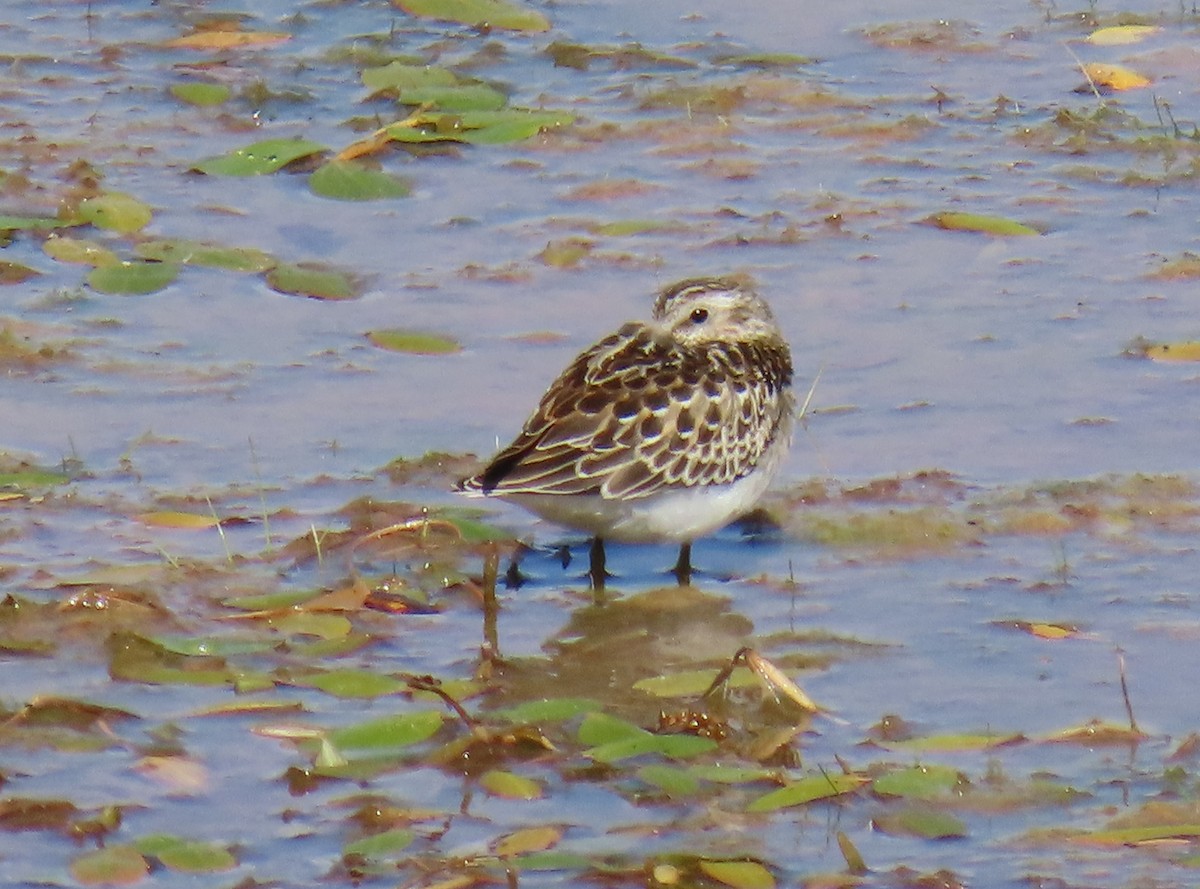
[2,1,1200,887]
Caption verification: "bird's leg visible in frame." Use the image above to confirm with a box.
[588,537,608,591]
[673,542,693,586]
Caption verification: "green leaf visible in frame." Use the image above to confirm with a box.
[747,773,867,812]
[0,468,71,489]
[192,137,326,176]
[87,261,180,295]
[309,162,411,201]
[492,697,601,723]
[875,806,968,839]
[366,328,461,355]
[639,764,700,796]
[329,710,444,750]
[78,192,153,234]
[296,669,406,698]
[134,238,276,271]
[577,711,646,746]
[135,835,236,872]
[590,219,681,236]
[454,108,574,144]
[586,733,716,763]
[343,828,414,858]
[170,82,232,106]
[0,214,73,231]
[267,611,352,639]
[265,263,358,300]
[929,211,1040,237]
[70,845,149,885]
[633,667,756,697]
[480,769,543,800]
[698,860,776,889]
[399,83,507,111]
[362,61,459,93]
[873,764,965,799]
[221,589,317,611]
[687,764,776,785]
[146,634,276,657]
[393,0,551,33]
[43,235,120,267]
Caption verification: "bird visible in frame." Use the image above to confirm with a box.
[457,275,794,590]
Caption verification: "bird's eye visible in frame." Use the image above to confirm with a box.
[690,308,709,324]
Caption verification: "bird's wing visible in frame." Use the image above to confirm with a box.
[460,331,792,499]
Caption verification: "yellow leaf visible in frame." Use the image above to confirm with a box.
[1085,25,1160,46]
[698,860,776,889]
[1025,622,1079,640]
[1145,341,1200,363]
[493,825,561,857]
[0,492,22,502]
[1081,62,1151,91]
[165,30,291,50]
[136,511,221,529]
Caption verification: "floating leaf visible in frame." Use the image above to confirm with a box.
[78,192,153,234]
[0,261,39,284]
[1081,62,1151,91]
[492,697,601,723]
[170,82,232,105]
[267,611,352,639]
[494,825,561,857]
[698,860,776,889]
[874,806,968,839]
[343,828,414,858]
[586,733,716,763]
[266,263,358,300]
[1085,25,1159,46]
[136,510,221,529]
[366,328,461,355]
[399,83,507,111]
[308,162,411,201]
[634,668,756,698]
[1072,823,1200,846]
[70,845,149,886]
[393,0,551,33]
[639,764,700,796]
[687,764,776,785]
[747,773,867,812]
[0,467,71,489]
[929,211,1039,236]
[1047,720,1145,745]
[87,261,180,295]
[135,239,275,271]
[296,669,406,698]
[873,765,965,800]
[193,138,326,176]
[329,710,444,750]
[135,836,236,872]
[590,219,681,236]
[577,712,646,746]
[43,235,119,267]
[881,732,1023,752]
[999,619,1080,640]
[165,30,291,50]
[453,108,574,144]
[146,634,274,657]
[361,61,459,94]
[1144,341,1200,363]
[480,769,543,800]
[0,214,73,231]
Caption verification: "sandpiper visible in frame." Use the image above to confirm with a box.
[459,276,794,589]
